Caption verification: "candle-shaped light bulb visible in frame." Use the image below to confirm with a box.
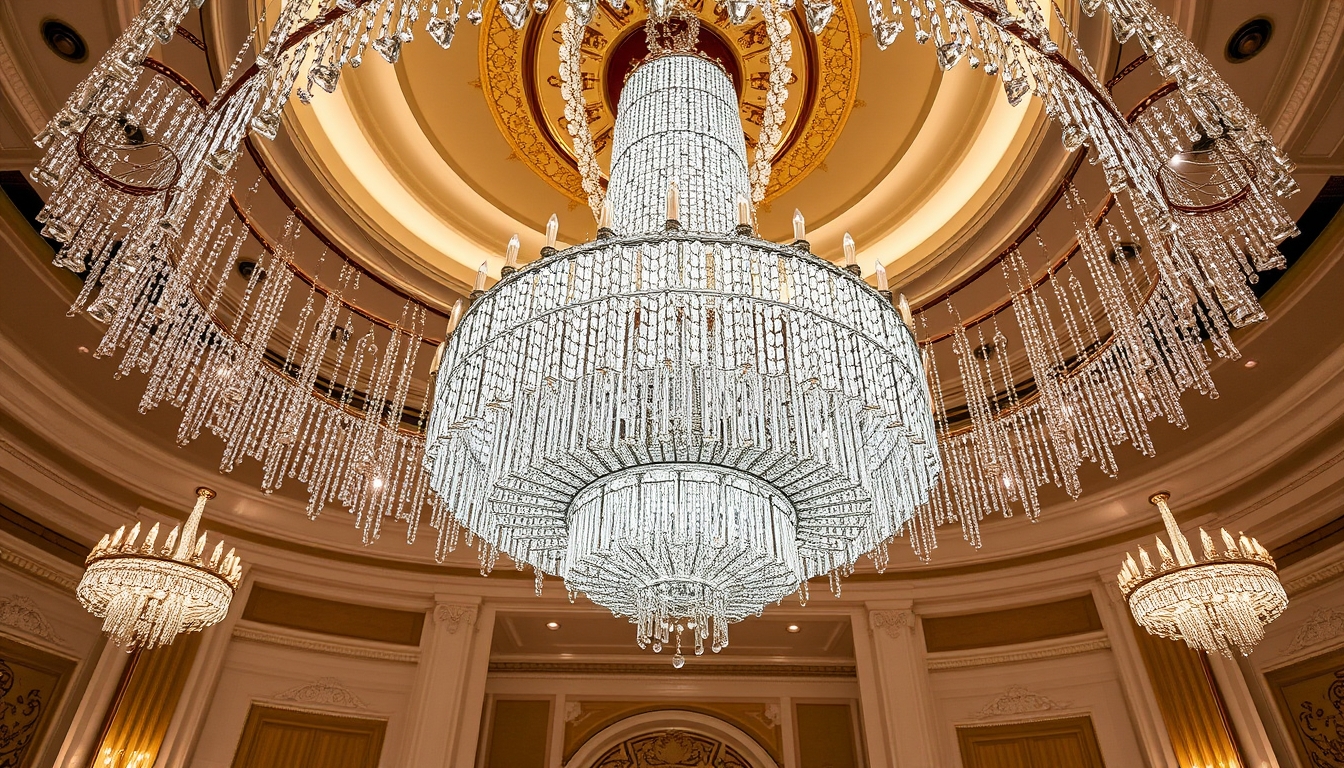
[504,234,520,269]
[874,259,889,292]
[842,232,856,267]
[473,261,488,292]
[666,179,680,222]
[897,293,913,328]
[598,198,612,230]
[545,214,558,248]
[447,298,463,334]
[792,209,806,241]
[736,194,751,227]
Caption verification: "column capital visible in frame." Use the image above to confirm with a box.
[431,600,480,634]
[868,609,917,640]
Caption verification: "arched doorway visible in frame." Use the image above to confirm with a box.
[568,710,776,768]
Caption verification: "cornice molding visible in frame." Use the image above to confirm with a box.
[1284,557,1344,597]
[232,621,420,664]
[271,677,370,710]
[1270,0,1344,143]
[0,6,49,135]
[926,632,1111,670]
[0,593,66,648]
[0,545,79,593]
[487,661,857,678]
[966,685,1078,723]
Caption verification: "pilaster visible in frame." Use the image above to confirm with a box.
[859,600,941,768]
[399,595,490,768]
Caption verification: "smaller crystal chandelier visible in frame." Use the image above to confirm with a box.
[78,487,242,649]
[1119,492,1287,656]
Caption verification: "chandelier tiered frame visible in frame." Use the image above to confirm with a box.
[30,0,1301,637]
[1118,492,1287,656]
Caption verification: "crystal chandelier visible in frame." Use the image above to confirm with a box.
[1118,492,1286,656]
[425,13,940,659]
[28,0,1301,659]
[78,488,243,649]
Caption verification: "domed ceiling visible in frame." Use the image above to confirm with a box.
[210,0,1052,298]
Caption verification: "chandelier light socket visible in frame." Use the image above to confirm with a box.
[665,219,682,232]
[734,224,754,237]
[791,239,811,252]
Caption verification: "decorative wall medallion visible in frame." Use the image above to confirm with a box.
[973,686,1073,720]
[433,603,476,634]
[273,678,369,710]
[0,595,64,647]
[749,703,781,729]
[480,0,858,204]
[591,729,752,768]
[1287,607,1344,654]
[870,610,914,639]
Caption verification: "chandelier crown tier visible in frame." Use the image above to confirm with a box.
[607,54,750,235]
[1118,492,1287,656]
[77,488,242,650]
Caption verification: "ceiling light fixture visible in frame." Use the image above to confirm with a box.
[786,624,801,633]
[77,488,242,649]
[33,0,1296,658]
[1118,492,1286,656]
[546,621,560,630]
[1244,359,1258,368]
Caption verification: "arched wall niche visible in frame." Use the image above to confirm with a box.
[568,710,778,768]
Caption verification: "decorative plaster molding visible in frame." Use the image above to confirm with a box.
[0,546,79,593]
[0,593,65,646]
[1285,559,1344,596]
[972,686,1073,720]
[750,703,781,729]
[489,661,857,678]
[927,636,1110,670]
[1271,0,1344,141]
[273,677,369,710]
[869,610,915,639]
[232,623,420,663]
[565,701,592,725]
[1286,607,1344,655]
[433,603,476,634]
[0,19,48,135]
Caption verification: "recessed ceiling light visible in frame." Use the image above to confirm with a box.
[1244,359,1258,368]
[77,346,89,354]
[786,624,800,633]
[546,621,560,630]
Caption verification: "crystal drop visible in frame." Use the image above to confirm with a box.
[872,19,902,50]
[350,53,363,68]
[936,40,964,70]
[205,149,237,174]
[728,0,754,25]
[803,0,835,34]
[672,652,685,668]
[337,0,360,9]
[1003,74,1029,107]
[914,26,929,44]
[250,111,281,141]
[371,35,403,63]
[499,0,531,29]
[468,5,484,24]
[651,0,668,19]
[569,0,595,25]
[1061,124,1086,152]
[1079,0,1100,14]
[610,0,625,9]
[534,0,549,11]
[310,64,340,93]
[297,88,312,105]
[427,16,458,47]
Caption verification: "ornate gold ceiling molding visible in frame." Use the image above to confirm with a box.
[480,0,858,205]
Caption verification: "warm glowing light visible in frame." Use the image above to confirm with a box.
[546,621,560,630]
[372,477,384,489]
[1244,359,1257,368]
[786,624,801,633]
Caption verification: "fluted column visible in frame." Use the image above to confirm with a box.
[854,600,941,768]
[399,596,494,768]
[52,639,133,768]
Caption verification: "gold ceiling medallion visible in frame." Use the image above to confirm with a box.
[479,0,858,205]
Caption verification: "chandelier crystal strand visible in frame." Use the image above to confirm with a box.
[1119,492,1287,656]
[28,0,1299,620]
[78,487,242,649]
[426,41,940,653]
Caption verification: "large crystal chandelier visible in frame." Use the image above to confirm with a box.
[1118,492,1286,656]
[28,0,1302,659]
[78,488,243,649]
[424,10,939,659]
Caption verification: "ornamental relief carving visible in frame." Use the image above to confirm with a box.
[591,729,753,768]
[1288,607,1344,655]
[869,609,914,639]
[972,686,1073,720]
[0,595,64,648]
[272,677,370,710]
[433,603,477,634]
